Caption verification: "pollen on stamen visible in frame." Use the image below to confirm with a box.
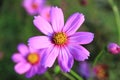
[27,53,40,65]
[53,32,68,45]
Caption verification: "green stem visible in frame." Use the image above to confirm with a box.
[33,76,40,80]
[93,49,104,66]
[44,71,53,80]
[70,70,83,80]
[61,72,76,80]
[108,0,120,44]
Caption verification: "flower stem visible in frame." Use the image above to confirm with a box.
[61,72,76,80]
[108,0,120,44]
[93,49,104,66]
[70,70,83,80]
[44,71,53,80]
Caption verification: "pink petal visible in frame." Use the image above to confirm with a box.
[28,36,52,49]
[63,13,85,36]
[33,16,53,35]
[40,6,51,22]
[22,0,32,9]
[17,43,29,56]
[42,45,59,67]
[12,53,25,63]
[68,45,89,61]
[29,46,37,53]
[69,32,94,44]
[29,45,44,53]
[35,0,45,5]
[22,0,45,15]
[50,7,64,32]
[22,0,36,15]
[25,67,38,78]
[58,47,74,72]
[15,62,31,74]
[37,66,47,74]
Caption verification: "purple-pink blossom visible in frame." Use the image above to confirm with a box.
[78,61,91,79]
[28,7,94,72]
[107,42,120,54]
[39,6,51,22]
[12,43,46,78]
[93,64,109,80]
[22,0,45,15]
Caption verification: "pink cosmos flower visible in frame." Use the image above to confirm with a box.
[80,0,88,6]
[22,0,45,15]
[93,64,109,80]
[107,43,120,54]
[28,7,94,72]
[12,43,46,78]
[39,6,51,22]
[0,51,4,60]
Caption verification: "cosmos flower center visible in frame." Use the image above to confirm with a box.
[46,13,50,19]
[53,32,67,45]
[32,3,38,10]
[97,68,106,78]
[27,53,40,65]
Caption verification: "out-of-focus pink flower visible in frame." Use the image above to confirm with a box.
[22,0,45,15]
[78,61,91,79]
[28,6,94,72]
[39,6,51,22]
[93,64,109,80]
[12,43,47,78]
[0,51,4,60]
[107,43,120,54]
[80,0,88,6]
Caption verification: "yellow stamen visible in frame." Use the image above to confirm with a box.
[27,53,40,65]
[53,32,67,45]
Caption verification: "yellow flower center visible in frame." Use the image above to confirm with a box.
[53,32,67,45]
[27,53,40,65]
[32,3,38,10]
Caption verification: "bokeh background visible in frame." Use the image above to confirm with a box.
[0,0,120,80]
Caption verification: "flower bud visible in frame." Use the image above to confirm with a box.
[107,43,120,54]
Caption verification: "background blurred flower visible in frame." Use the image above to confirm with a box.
[28,6,94,72]
[78,61,91,80]
[22,0,45,15]
[93,64,109,80]
[39,6,51,22]
[0,51,4,61]
[107,43,120,54]
[79,0,88,6]
[12,43,47,78]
